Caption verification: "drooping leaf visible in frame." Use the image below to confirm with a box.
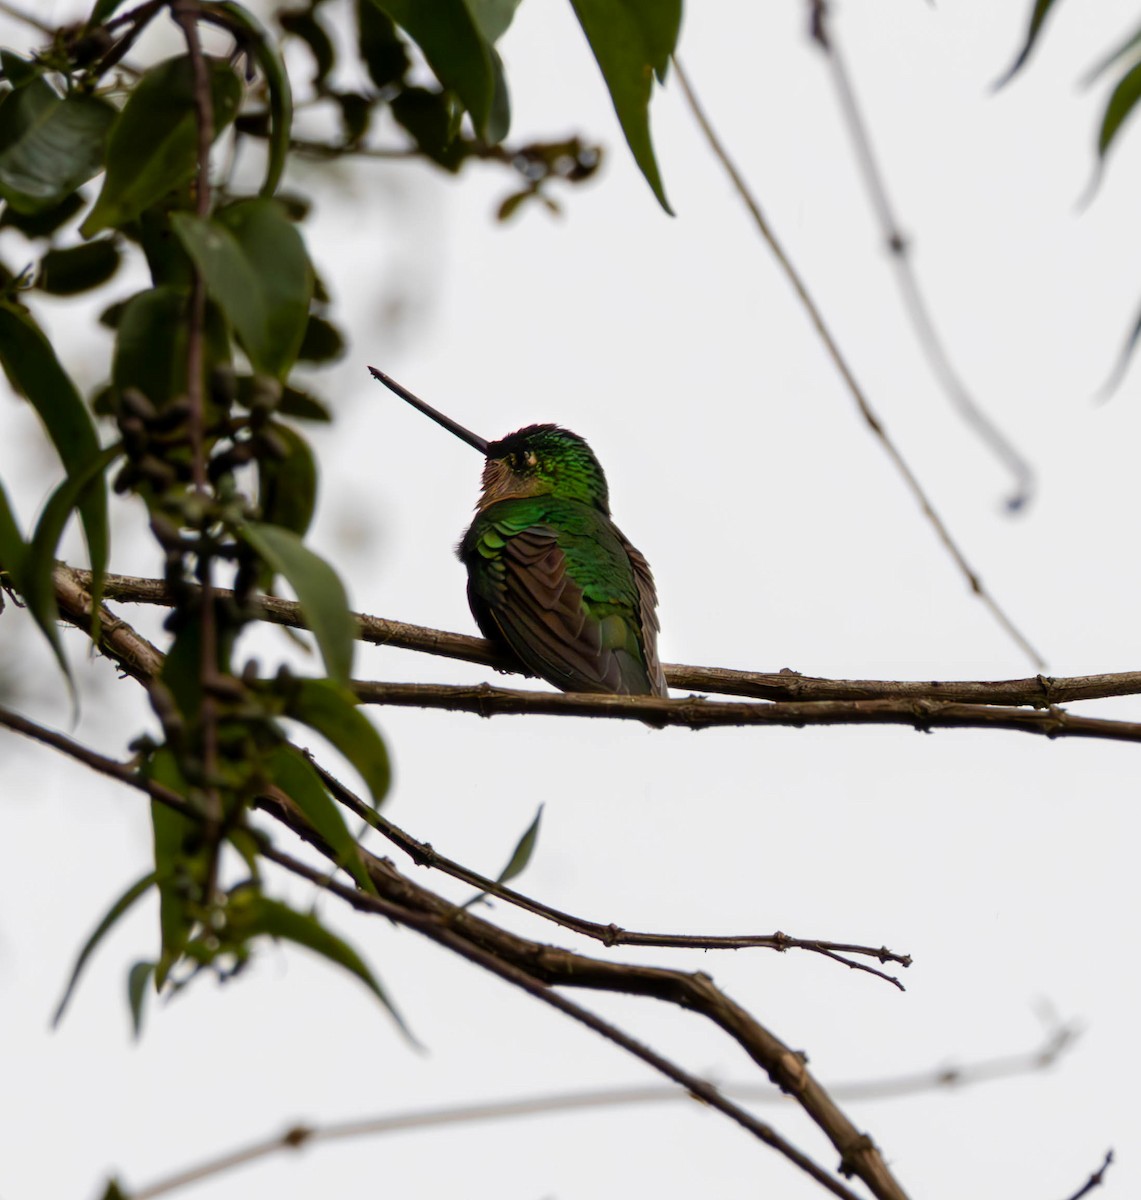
[0,79,115,213]
[0,479,27,583]
[0,190,83,237]
[265,743,376,893]
[38,240,121,295]
[486,46,511,144]
[81,56,242,237]
[1098,295,1141,398]
[391,88,467,170]
[211,2,294,196]
[297,314,346,363]
[239,521,356,685]
[1082,21,1141,87]
[171,200,312,379]
[0,50,38,88]
[367,0,495,136]
[568,0,679,213]
[281,678,390,806]
[51,872,157,1027]
[279,7,336,87]
[143,747,201,989]
[1098,58,1141,159]
[256,422,317,536]
[126,960,155,1039]
[356,0,410,90]
[23,443,120,685]
[995,0,1065,86]
[0,299,109,616]
[229,891,414,1040]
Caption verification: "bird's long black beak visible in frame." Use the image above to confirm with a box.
[368,367,490,455]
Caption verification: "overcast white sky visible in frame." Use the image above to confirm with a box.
[4,2,1141,1198]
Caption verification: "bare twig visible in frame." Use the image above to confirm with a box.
[1062,1150,1114,1200]
[311,756,912,988]
[122,1019,1076,1200]
[64,570,1141,708]
[671,57,1045,669]
[808,0,1035,512]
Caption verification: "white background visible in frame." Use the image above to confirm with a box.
[3,2,1141,1198]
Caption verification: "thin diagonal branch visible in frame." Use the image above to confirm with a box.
[671,56,1045,669]
[311,755,911,988]
[1062,1150,1114,1200]
[63,569,1141,708]
[122,1018,1075,1200]
[808,0,1035,512]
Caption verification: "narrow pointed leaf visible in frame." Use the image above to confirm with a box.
[1098,58,1141,158]
[367,0,495,135]
[126,960,155,1039]
[257,422,317,536]
[1082,21,1141,87]
[52,872,157,1027]
[0,478,28,586]
[995,0,1064,86]
[281,678,390,806]
[1098,296,1141,398]
[465,803,542,907]
[0,79,115,213]
[239,521,355,685]
[235,893,415,1041]
[23,443,120,687]
[568,0,679,213]
[171,200,312,379]
[0,299,108,619]
[88,0,132,23]
[266,744,376,893]
[496,802,543,886]
[81,56,242,237]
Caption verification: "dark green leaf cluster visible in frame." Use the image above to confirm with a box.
[0,0,679,1046]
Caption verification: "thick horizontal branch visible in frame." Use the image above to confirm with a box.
[351,680,1141,743]
[65,569,1141,707]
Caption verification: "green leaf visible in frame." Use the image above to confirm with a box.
[112,285,230,410]
[465,803,542,907]
[1082,21,1141,87]
[38,240,121,295]
[278,383,332,422]
[265,744,375,893]
[391,88,467,170]
[88,0,132,23]
[356,0,410,90]
[367,0,495,136]
[0,80,115,213]
[0,299,109,615]
[257,422,317,536]
[23,442,120,686]
[468,0,523,43]
[0,190,84,237]
[995,0,1064,86]
[81,56,242,237]
[1098,58,1141,159]
[212,2,293,195]
[126,960,154,1039]
[1,50,39,88]
[231,892,415,1040]
[144,747,201,988]
[297,314,346,363]
[98,1181,128,1200]
[282,678,390,807]
[0,478,27,582]
[51,872,157,1027]
[568,0,679,214]
[171,200,313,379]
[279,7,336,86]
[496,802,543,885]
[1097,295,1141,398]
[239,521,356,685]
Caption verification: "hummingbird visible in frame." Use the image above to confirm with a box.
[369,367,667,697]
